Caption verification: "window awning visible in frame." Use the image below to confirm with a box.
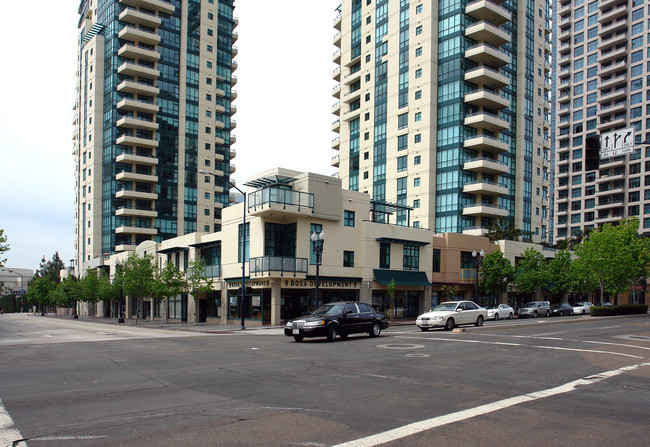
[189,240,221,249]
[158,246,189,255]
[373,269,432,286]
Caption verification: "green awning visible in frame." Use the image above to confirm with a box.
[373,269,432,286]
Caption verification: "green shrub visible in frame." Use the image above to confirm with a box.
[590,304,648,316]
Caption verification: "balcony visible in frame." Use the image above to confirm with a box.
[465,0,511,25]
[597,199,624,209]
[465,21,510,47]
[117,62,159,79]
[463,157,509,175]
[598,116,627,131]
[599,74,627,90]
[333,31,341,47]
[332,119,340,132]
[333,49,341,63]
[464,89,509,109]
[463,134,509,154]
[232,31,238,42]
[116,207,157,218]
[599,46,627,64]
[117,80,159,96]
[249,256,308,277]
[331,154,340,167]
[342,107,361,122]
[115,225,157,236]
[599,18,627,34]
[117,98,158,114]
[464,66,509,89]
[599,4,628,23]
[333,66,341,81]
[464,111,509,132]
[232,46,238,56]
[334,13,342,30]
[599,60,626,77]
[600,33,627,52]
[465,43,510,68]
[343,69,362,86]
[115,244,137,252]
[229,164,236,174]
[118,7,162,27]
[463,180,508,196]
[332,83,341,99]
[116,153,158,166]
[115,189,158,201]
[116,116,159,132]
[229,148,236,159]
[247,186,314,217]
[597,172,625,183]
[116,134,159,148]
[118,26,161,45]
[116,171,158,183]
[119,0,175,15]
[118,44,160,62]
[332,137,340,149]
[598,102,626,116]
[332,101,341,115]
[462,203,509,217]
[343,87,361,104]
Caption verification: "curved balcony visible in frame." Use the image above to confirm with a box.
[465,43,510,68]
[116,153,158,166]
[333,31,341,47]
[463,134,509,154]
[116,116,159,132]
[118,7,162,27]
[115,207,157,218]
[332,101,341,115]
[463,180,508,196]
[117,80,159,96]
[465,0,511,25]
[333,49,341,63]
[462,203,509,217]
[463,157,509,175]
[117,62,159,79]
[116,171,158,183]
[115,189,158,201]
[332,119,340,132]
[119,0,175,14]
[116,134,159,148]
[118,26,161,45]
[334,13,342,30]
[464,89,509,109]
[118,44,160,62]
[331,137,340,149]
[465,21,510,47]
[115,225,157,236]
[464,66,509,89]
[331,154,340,167]
[333,66,341,81]
[332,83,341,99]
[464,112,509,132]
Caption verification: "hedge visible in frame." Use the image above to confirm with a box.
[590,304,648,316]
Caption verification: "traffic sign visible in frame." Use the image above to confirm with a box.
[600,127,635,158]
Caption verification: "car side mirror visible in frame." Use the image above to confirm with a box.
[456,308,463,312]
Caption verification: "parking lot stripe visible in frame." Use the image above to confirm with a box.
[332,362,650,447]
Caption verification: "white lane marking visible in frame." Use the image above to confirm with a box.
[396,336,643,359]
[35,435,108,440]
[479,333,650,352]
[0,397,26,447]
[332,362,650,447]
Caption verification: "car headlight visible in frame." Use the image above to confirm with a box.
[433,316,444,321]
[285,322,293,328]
[304,320,325,327]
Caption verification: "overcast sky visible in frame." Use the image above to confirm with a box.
[0,0,340,271]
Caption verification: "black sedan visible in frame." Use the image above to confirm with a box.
[551,303,573,316]
[284,301,389,342]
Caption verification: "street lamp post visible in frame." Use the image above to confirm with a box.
[116,261,125,324]
[199,169,247,330]
[311,230,326,310]
[472,249,485,304]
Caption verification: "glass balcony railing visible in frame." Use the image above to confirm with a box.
[203,265,221,278]
[249,256,308,276]
[248,187,314,212]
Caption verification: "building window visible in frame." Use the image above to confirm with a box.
[415,47,422,57]
[414,177,421,187]
[344,210,355,227]
[413,199,420,208]
[343,251,355,267]
[207,28,213,36]
[380,242,390,269]
[416,4,423,14]
[433,249,441,272]
[416,26,422,35]
[398,134,408,151]
[398,113,408,129]
[415,90,422,100]
[415,68,422,78]
[415,112,421,121]
[207,45,213,52]
[397,155,408,172]
[414,155,421,165]
[403,245,419,270]
[414,134,421,143]
[238,223,250,263]
[204,209,210,216]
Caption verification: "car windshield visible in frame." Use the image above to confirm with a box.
[485,305,498,310]
[312,303,346,315]
[433,302,458,312]
[523,302,536,308]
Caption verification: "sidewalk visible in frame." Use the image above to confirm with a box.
[38,313,417,333]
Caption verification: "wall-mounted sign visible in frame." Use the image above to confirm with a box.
[600,126,635,158]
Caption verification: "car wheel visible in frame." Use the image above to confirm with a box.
[532,311,538,318]
[369,321,381,338]
[546,310,551,317]
[445,318,455,331]
[293,335,303,342]
[509,313,513,320]
[419,327,429,332]
[494,313,499,321]
[326,324,337,342]
[475,315,484,327]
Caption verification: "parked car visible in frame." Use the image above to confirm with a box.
[517,301,551,318]
[485,304,514,320]
[572,302,594,315]
[551,303,573,316]
[416,301,487,331]
[284,301,389,342]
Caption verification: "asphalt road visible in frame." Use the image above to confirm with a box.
[1,313,649,447]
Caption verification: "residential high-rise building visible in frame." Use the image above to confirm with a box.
[73,0,237,271]
[331,0,552,240]
[553,0,648,242]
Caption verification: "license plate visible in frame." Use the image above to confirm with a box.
[292,329,299,335]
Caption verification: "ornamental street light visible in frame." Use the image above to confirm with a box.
[472,249,485,304]
[311,230,326,310]
[199,169,247,330]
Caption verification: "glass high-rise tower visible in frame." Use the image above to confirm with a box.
[73,0,237,271]
[331,0,551,240]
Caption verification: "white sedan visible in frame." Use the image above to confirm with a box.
[416,301,487,331]
[485,304,514,320]
[572,302,594,315]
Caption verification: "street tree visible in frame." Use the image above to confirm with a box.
[80,269,102,318]
[26,276,55,314]
[513,248,548,298]
[547,249,574,302]
[122,253,156,323]
[53,276,82,317]
[0,229,9,267]
[153,260,186,324]
[35,252,66,283]
[185,258,213,324]
[478,250,514,301]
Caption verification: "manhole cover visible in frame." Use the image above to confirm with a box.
[376,343,425,350]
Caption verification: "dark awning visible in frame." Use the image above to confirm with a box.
[158,246,189,255]
[375,237,430,246]
[189,240,221,249]
[373,269,432,286]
